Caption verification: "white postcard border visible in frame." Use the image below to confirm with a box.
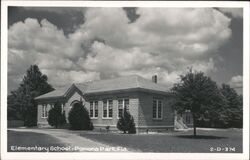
[1,1,249,160]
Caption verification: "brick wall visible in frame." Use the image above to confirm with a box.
[138,92,175,131]
[84,91,139,130]
[37,90,175,132]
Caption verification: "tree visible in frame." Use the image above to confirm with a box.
[117,107,136,134]
[47,102,66,128]
[8,65,54,126]
[220,84,243,128]
[171,69,227,136]
[68,102,93,130]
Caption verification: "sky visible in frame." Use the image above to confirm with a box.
[7,7,243,94]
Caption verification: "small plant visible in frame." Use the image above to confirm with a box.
[48,102,66,128]
[117,107,136,134]
[68,102,93,130]
[106,125,110,132]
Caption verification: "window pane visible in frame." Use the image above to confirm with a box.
[103,110,107,117]
[108,100,113,117]
[90,102,93,117]
[118,99,123,109]
[90,110,93,117]
[118,109,123,118]
[103,101,107,117]
[45,105,48,118]
[42,105,45,117]
[90,102,93,110]
[94,101,98,117]
[158,101,162,118]
[153,100,157,118]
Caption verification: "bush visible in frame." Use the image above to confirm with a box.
[48,102,66,128]
[117,108,136,134]
[68,103,93,130]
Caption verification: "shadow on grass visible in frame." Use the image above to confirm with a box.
[176,135,227,139]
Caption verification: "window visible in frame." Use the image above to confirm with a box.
[117,98,129,118]
[42,104,48,118]
[103,100,113,118]
[108,100,113,118]
[118,99,123,118]
[90,101,98,118]
[103,100,108,118]
[94,101,98,117]
[90,102,94,117]
[152,99,163,119]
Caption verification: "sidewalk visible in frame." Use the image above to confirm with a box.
[8,128,125,150]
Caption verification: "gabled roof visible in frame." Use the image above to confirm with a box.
[35,75,170,100]
[35,84,79,100]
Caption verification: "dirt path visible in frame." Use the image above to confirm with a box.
[8,128,132,152]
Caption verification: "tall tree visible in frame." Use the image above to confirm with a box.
[171,69,227,136]
[8,65,54,126]
[220,84,243,128]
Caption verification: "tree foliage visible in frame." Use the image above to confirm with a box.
[68,102,93,130]
[7,65,54,126]
[117,107,136,134]
[47,102,66,128]
[220,84,243,128]
[171,69,227,136]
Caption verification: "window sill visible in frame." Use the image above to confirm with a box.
[41,117,48,119]
[152,118,163,121]
[102,117,113,120]
[90,117,98,119]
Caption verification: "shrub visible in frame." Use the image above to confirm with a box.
[61,111,67,125]
[48,102,66,128]
[68,102,93,130]
[117,108,136,134]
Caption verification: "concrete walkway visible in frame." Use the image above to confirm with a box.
[8,128,132,152]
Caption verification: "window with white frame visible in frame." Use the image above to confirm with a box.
[42,104,48,118]
[90,101,98,118]
[94,101,98,117]
[118,98,129,118]
[103,100,113,118]
[152,99,163,119]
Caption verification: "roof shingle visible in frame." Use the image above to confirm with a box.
[35,75,170,100]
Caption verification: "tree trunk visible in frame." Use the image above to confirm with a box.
[193,125,196,137]
[192,114,197,137]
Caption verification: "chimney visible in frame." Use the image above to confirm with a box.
[152,75,157,83]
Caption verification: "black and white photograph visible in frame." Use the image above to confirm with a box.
[1,1,249,160]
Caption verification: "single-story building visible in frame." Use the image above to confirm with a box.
[35,75,192,132]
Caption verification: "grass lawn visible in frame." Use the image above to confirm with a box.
[8,130,66,152]
[80,128,242,153]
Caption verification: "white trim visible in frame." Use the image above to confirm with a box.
[152,99,163,120]
[41,104,48,118]
[117,98,130,119]
[102,99,113,119]
[90,100,98,119]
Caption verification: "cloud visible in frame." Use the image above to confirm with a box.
[8,8,233,92]
[229,75,243,88]
[218,8,243,18]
